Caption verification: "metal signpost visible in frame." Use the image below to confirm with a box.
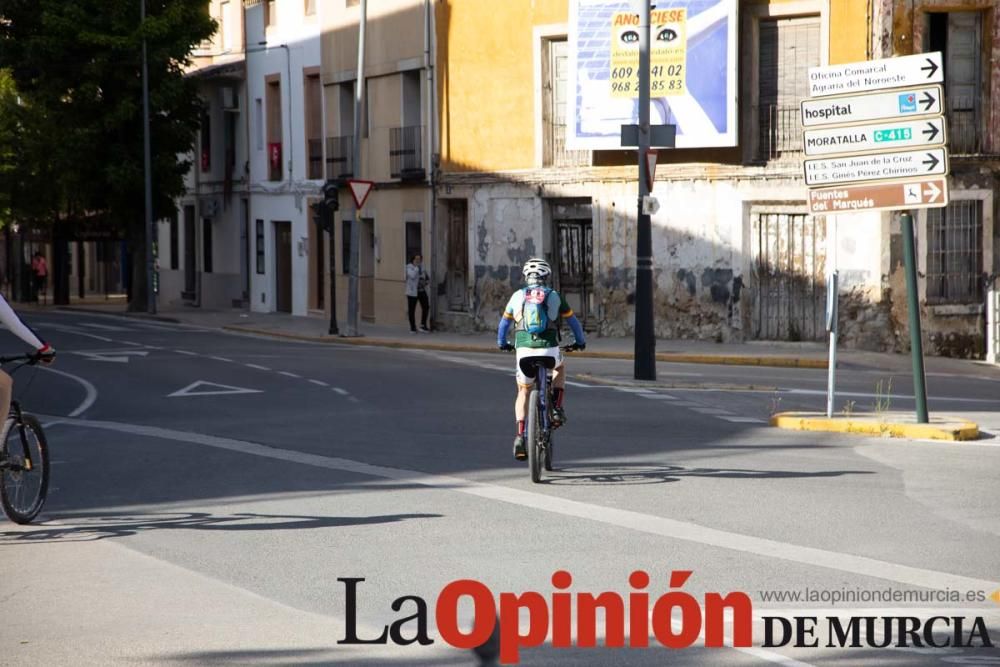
[803,52,947,423]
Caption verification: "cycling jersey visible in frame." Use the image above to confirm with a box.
[0,294,46,350]
[501,288,573,349]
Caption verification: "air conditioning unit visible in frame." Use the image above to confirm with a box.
[221,87,239,111]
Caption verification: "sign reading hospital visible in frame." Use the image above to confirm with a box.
[808,51,943,98]
[609,9,687,98]
[800,86,942,128]
[568,0,737,149]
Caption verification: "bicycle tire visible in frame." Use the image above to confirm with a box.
[0,415,49,524]
[544,434,553,471]
[527,390,542,483]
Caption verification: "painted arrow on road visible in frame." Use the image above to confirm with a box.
[167,381,263,398]
[72,350,150,363]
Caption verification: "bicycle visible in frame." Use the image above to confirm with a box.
[511,344,580,484]
[0,354,50,524]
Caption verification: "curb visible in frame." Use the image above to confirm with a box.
[221,325,827,368]
[770,412,980,441]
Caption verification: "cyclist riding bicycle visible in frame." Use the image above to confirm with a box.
[497,258,585,461]
[0,294,55,426]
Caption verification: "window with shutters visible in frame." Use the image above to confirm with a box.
[926,200,983,304]
[542,38,590,167]
[927,12,984,155]
[751,16,820,163]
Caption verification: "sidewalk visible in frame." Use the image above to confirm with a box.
[43,302,1000,378]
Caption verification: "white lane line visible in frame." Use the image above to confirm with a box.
[120,341,145,347]
[784,388,1000,404]
[563,380,595,388]
[638,393,677,400]
[278,371,301,379]
[77,322,130,332]
[613,387,655,394]
[209,356,233,363]
[309,379,329,387]
[347,396,361,404]
[244,364,271,371]
[332,387,349,395]
[50,416,999,595]
[690,407,733,415]
[144,345,164,350]
[720,417,768,424]
[175,350,198,356]
[39,367,98,417]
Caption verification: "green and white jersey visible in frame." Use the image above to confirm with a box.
[501,286,574,349]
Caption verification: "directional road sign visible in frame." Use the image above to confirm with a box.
[801,85,942,128]
[808,52,942,97]
[808,177,948,214]
[803,117,946,157]
[803,148,947,187]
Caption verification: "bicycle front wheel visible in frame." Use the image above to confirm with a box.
[1,415,50,524]
[527,390,542,483]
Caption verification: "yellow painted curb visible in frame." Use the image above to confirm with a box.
[770,412,980,441]
[223,325,825,368]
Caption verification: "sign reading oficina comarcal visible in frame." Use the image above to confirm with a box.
[808,51,942,98]
[803,148,947,187]
[803,117,946,157]
[800,85,942,128]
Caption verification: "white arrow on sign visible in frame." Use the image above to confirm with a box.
[803,117,946,157]
[804,148,948,187]
[801,86,942,128]
[72,350,150,364]
[347,179,375,209]
[167,381,263,398]
[923,180,942,203]
[808,52,943,97]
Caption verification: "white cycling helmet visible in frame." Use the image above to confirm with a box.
[522,258,551,283]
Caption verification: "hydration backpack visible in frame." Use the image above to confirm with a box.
[521,287,553,335]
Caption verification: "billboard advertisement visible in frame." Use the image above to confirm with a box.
[567,0,738,149]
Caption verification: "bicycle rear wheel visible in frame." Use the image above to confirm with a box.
[527,390,542,483]
[0,415,49,524]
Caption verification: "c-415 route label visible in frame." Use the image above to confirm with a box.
[803,148,947,187]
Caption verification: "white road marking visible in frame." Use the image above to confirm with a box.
[244,363,271,371]
[167,381,263,398]
[308,379,329,387]
[78,322,130,332]
[690,407,733,415]
[613,387,655,394]
[671,401,702,407]
[120,341,145,347]
[278,371,301,378]
[39,367,97,417]
[209,356,233,363]
[71,350,149,364]
[50,417,998,595]
[347,396,361,404]
[332,387,349,395]
[175,350,199,356]
[638,393,676,400]
[720,417,768,424]
[563,380,595,388]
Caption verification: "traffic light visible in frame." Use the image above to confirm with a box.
[312,180,339,234]
[322,179,339,212]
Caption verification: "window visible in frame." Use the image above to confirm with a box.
[304,72,323,179]
[266,79,282,180]
[342,220,351,274]
[405,221,422,264]
[220,0,232,51]
[200,110,211,172]
[254,98,263,151]
[256,219,265,274]
[928,12,983,154]
[755,16,820,162]
[203,219,213,273]
[264,0,276,27]
[305,0,315,16]
[543,38,589,167]
[391,72,424,179]
[169,213,179,270]
[926,200,983,304]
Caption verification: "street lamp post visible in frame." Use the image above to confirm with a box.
[141,0,156,314]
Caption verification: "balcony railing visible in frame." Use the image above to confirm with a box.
[946,111,986,156]
[307,138,323,180]
[390,125,425,181]
[756,105,803,163]
[326,135,353,181]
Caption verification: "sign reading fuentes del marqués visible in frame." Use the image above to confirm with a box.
[801,52,950,215]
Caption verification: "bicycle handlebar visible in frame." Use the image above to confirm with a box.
[0,353,44,366]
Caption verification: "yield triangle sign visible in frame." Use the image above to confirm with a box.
[645,150,657,192]
[167,381,263,398]
[347,179,375,209]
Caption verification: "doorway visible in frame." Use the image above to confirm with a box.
[274,221,292,313]
[446,200,468,311]
[551,199,594,327]
[360,218,374,321]
[183,204,196,300]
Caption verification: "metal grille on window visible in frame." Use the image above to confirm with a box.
[756,17,819,163]
[546,40,590,167]
[926,200,983,304]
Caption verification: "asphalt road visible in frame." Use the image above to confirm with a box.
[2,311,999,666]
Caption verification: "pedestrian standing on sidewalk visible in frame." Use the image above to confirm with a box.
[405,254,430,333]
[31,252,48,304]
